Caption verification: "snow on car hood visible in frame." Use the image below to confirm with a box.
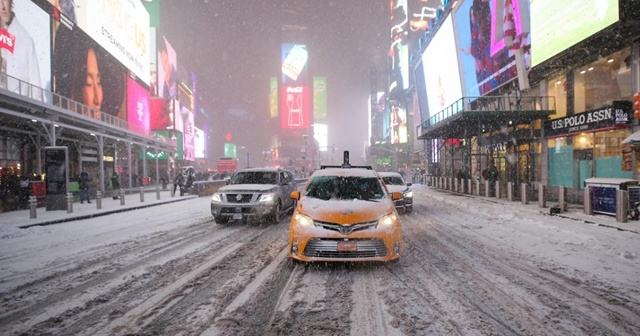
[217,184,277,192]
[299,197,394,223]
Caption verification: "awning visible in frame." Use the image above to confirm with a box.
[621,130,640,145]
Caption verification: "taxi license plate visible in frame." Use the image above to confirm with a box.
[233,213,243,220]
[337,241,357,252]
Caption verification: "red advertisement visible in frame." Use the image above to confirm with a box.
[127,76,151,136]
[149,98,172,130]
[280,86,311,129]
[0,28,15,54]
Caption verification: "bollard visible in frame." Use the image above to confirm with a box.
[616,189,628,223]
[140,187,145,202]
[559,186,567,212]
[156,184,161,200]
[584,187,593,215]
[120,189,125,206]
[495,181,501,199]
[29,196,37,219]
[538,183,547,208]
[475,180,480,196]
[67,192,74,213]
[467,179,472,195]
[96,190,102,209]
[485,181,490,197]
[507,182,513,201]
[521,183,529,204]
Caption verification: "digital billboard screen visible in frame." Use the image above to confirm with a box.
[149,98,172,130]
[194,126,205,159]
[74,0,150,85]
[455,0,524,97]
[2,0,51,101]
[421,15,462,118]
[280,86,311,130]
[390,0,409,92]
[183,107,195,161]
[270,77,278,118]
[281,44,309,86]
[52,23,127,119]
[389,105,408,144]
[531,0,618,67]
[127,76,150,135]
[157,35,177,99]
[313,77,327,120]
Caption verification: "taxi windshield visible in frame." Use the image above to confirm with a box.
[305,175,385,201]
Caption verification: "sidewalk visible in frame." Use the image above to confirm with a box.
[423,185,640,235]
[0,189,198,230]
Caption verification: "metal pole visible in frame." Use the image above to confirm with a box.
[29,196,37,219]
[66,192,73,213]
[96,190,102,209]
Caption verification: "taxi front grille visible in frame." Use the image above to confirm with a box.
[314,220,378,235]
[303,238,388,258]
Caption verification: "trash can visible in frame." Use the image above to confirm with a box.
[584,177,639,216]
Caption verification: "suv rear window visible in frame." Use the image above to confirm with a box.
[230,171,277,184]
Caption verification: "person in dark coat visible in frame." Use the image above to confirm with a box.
[79,171,91,203]
[111,171,120,200]
[173,173,184,196]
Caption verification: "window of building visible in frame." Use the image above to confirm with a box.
[572,133,594,150]
[574,48,632,112]
[594,128,631,158]
[547,75,567,119]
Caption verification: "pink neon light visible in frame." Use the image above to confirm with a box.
[490,0,523,56]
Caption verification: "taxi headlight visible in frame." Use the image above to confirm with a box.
[259,193,275,203]
[378,213,398,227]
[211,193,222,202]
[293,213,314,227]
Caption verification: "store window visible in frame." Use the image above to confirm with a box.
[572,133,594,150]
[595,129,631,158]
[574,48,632,112]
[547,75,567,119]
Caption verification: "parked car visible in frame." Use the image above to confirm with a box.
[288,151,403,263]
[378,172,413,213]
[210,167,297,224]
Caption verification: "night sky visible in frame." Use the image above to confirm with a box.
[160,0,389,164]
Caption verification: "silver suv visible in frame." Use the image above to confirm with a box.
[210,168,297,224]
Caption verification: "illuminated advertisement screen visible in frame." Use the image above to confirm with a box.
[421,15,462,117]
[313,123,328,151]
[455,0,521,97]
[389,105,408,144]
[531,0,618,67]
[269,77,278,118]
[127,76,150,135]
[280,86,311,130]
[194,127,205,159]
[1,0,51,101]
[157,35,178,99]
[173,100,184,132]
[183,107,195,161]
[408,0,442,35]
[149,98,172,130]
[313,77,327,120]
[74,0,150,85]
[281,44,309,85]
[390,0,409,92]
[52,24,127,119]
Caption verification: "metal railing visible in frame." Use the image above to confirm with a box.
[419,96,556,135]
[0,72,176,147]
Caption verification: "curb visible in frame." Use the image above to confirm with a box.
[19,196,198,229]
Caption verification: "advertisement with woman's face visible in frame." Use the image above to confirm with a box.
[52,24,126,119]
[1,0,51,100]
[127,76,150,136]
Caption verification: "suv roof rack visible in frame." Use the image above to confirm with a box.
[320,150,372,170]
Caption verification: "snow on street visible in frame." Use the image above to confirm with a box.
[0,185,638,335]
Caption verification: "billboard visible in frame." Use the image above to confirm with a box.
[157,35,177,99]
[194,126,205,159]
[390,104,408,144]
[52,23,127,119]
[313,123,328,152]
[74,0,150,85]
[313,77,327,120]
[281,44,309,86]
[1,0,51,101]
[270,77,278,118]
[126,76,150,135]
[531,0,618,67]
[149,98,172,130]
[280,86,311,130]
[455,0,525,97]
[390,0,409,93]
[421,15,462,118]
[183,106,195,161]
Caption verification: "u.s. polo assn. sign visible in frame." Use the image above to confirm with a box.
[544,103,631,138]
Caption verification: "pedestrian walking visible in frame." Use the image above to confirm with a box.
[173,173,184,196]
[111,171,120,200]
[79,171,92,203]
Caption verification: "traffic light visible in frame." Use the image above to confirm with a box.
[634,91,640,119]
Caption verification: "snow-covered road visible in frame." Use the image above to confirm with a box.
[0,185,638,335]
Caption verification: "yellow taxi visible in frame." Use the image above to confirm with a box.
[288,152,403,262]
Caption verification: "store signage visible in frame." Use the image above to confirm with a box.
[544,105,631,138]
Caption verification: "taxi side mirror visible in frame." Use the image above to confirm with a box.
[290,190,301,200]
[391,191,403,201]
